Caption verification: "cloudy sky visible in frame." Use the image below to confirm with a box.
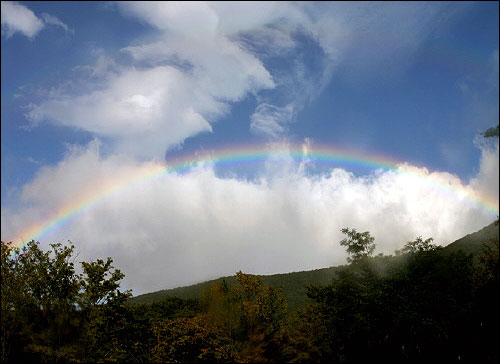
[1,1,498,295]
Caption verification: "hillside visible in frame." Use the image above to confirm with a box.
[442,220,499,257]
[129,221,499,309]
[128,265,343,310]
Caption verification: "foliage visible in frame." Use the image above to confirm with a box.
[472,237,500,361]
[1,221,498,363]
[297,229,499,363]
[151,315,234,363]
[201,271,289,362]
[395,236,438,255]
[128,267,340,311]
[339,227,375,263]
[0,240,130,363]
[1,241,82,362]
[482,124,499,138]
[128,221,498,312]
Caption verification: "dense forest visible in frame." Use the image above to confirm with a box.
[1,222,498,363]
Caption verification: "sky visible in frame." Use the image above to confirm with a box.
[1,1,499,295]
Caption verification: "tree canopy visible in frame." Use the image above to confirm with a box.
[1,226,498,362]
[339,227,376,263]
[483,124,499,138]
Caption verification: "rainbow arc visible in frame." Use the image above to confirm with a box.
[9,143,499,250]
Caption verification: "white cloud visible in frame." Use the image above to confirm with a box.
[250,103,294,138]
[27,57,273,157]
[305,2,471,81]
[41,13,73,34]
[1,2,72,39]
[469,138,499,208]
[5,2,492,296]
[118,1,302,37]
[27,66,215,157]
[28,2,279,158]
[24,2,471,150]
[1,140,497,295]
[1,1,44,38]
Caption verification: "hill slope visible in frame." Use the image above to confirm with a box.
[441,220,498,257]
[129,221,499,309]
[128,265,343,310]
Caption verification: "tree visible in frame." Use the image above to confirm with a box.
[482,124,499,138]
[201,272,288,362]
[302,227,492,362]
[1,241,30,362]
[339,228,376,263]
[0,240,130,363]
[78,257,132,362]
[472,237,499,362]
[395,236,438,255]
[1,241,82,362]
[150,315,234,363]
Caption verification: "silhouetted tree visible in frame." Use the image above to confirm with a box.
[482,124,499,138]
[0,240,130,363]
[339,228,375,263]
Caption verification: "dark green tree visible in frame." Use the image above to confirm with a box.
[201,271,289,362]
[395,236,438,255]
[0,240,131,363]
[150,315,234,363]
[301,231,484,362]
[472,237,499,362]
[1,241,81,362]
[78,258,132,362]
[482,124,499,138]
[339,228,375,263]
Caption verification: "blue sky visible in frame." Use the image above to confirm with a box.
[1,2,498,294]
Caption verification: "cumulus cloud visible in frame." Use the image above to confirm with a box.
[4,2,493,296]
[1,1,44,38]
[1,140,497,295]
[27,2,279,157]
[469,138,499,206]
[1,1,72,39]
[27,66,218,158]
[25,2,469,152]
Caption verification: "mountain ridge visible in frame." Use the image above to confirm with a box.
[128,221,499,309]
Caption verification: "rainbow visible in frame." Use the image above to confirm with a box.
[8,142,499,251]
